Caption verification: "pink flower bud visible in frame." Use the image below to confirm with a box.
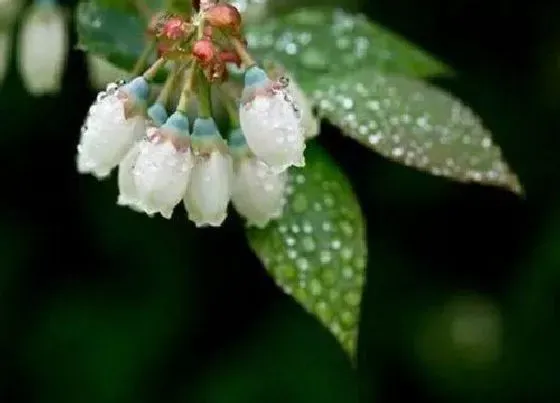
[205,4,241,34]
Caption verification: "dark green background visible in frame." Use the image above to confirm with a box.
[1,0,559,402]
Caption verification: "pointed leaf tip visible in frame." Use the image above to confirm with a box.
[312,70,522,195]
[247,143,367,359]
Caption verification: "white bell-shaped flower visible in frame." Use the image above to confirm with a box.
[239,66,305,174]
[77,77,149,179]
[0,29,10,87]
[87,54,129,90]
[183,118,232,227]
[17,0,67,95]
[132,112,194,219]
[117,142,143,211]
[117,103,168,212]
[229,129,287,228]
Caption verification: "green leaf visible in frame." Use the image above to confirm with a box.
[92,0,142,11]
[247,142,367,359]
[229,0,361,22]
[311,69,523,194]
[76,0,155,74]
[245,7,451,92]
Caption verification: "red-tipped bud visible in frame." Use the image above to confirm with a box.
[163,16,189,40]
[219,50,241,66]
[192,39,216,65]
[205,4,241,33]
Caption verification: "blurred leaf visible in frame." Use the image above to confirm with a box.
[76,0,153,74]
[247,142,366,360]
[245,7,451,92]
[311,69,522,194]
[90,0,183,12]
[93,0,140,11]
[228,0,361,22]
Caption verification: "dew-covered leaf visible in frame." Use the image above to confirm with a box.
[93,0,145,11]
[76,0,156,74]
[247,143,367,359]
[228,0,361,22]
[311,70,522,194]
[244,7,451,92]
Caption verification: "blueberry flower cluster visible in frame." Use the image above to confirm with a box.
[76,2,310,228]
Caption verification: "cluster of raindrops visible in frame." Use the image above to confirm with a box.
[79,80,126,135]
[311,73,522,194]
[248,148,366,356]
[244,7,448,85]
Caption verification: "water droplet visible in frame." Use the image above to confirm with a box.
[330,321,343,336]
[323,194,335,207]
[368,133,382,145]
[340,220,354,236]
[344,291,361,307]
[331,239,342,250]
[292,193,308,213]
[341,248,353,261]
[302,236,316,252]
[302,221,313,233]
[295,174,306,184]
[320,250,332,264]
[285,42,297,55]
[316,301,333,322]
[309,278,322,296]
[296,257,309,271]
[340,311,356,327]
[342,98,354,109]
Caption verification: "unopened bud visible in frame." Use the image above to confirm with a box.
[162,16,188,40]
[205,4,241,33]
[192,38,216,65]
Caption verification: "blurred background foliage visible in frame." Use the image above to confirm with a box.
[1,0,560,402]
